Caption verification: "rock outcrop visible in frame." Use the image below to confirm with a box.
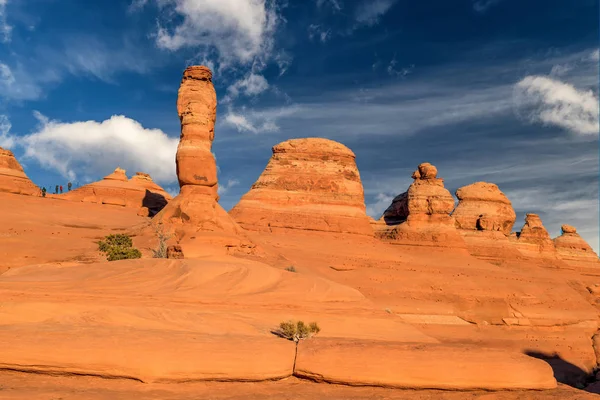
[61,168,171,216]
[375,163,465,248]
[453,182,516,235]
[510,214,559,259]
[554,225,599,263]
[0,147,40,196]
[229,138,373,235]
[150,66,258,257]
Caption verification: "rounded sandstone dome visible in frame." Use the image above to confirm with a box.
[455,182,512,204]
[273,138,356,158]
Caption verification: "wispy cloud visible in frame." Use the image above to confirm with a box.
[217,178,240,195]
[0,0,11,42]
[222,107,282,134]
[308,24,331,43]
[354,0,397,27]
[224,72,270,102]
[315,0,342,11]
[514,75,599,136]
[473,0,502,13]
[11,113,178,184]
[0,114,14,148]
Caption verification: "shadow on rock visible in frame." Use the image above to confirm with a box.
[525,350,594,390]
[142,190,168,217]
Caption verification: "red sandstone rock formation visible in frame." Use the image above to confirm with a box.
[554,224,599,263]
[510,214,559,259]
[0,147,40,196]
[61,168,171,216]
[453,182,516,235]
[151,66,258,257]
[375,163,465,248]
[229,138,373,235]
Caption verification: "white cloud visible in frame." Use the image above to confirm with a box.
[387,58,414,77]
[217,178,240,195]
[473,0,502,13]
[223,109,279,134]
[0,114,14,148]
[0,0,11,42]
[355,0,396,26]
[225,72,269,101]
[18,113,179,184]
[0,62,45,101]
[514,75,599,136]
[148,0,281,70]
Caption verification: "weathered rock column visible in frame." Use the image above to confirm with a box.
[176,66,219,199]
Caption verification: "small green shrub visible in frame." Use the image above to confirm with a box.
[285,266,297,273]
[274,320,320,342]
[98,234,141,262]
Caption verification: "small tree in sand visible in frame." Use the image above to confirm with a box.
[98,234,142,261]
[273,320,320,343]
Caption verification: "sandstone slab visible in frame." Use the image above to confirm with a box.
[0,147,40,196]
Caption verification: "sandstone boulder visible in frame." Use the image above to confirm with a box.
[229,138,373,235]
[453,182,516,235]
[375,163,465,248]
[150,66,259,257]
[0,147,40,196]
[167,245,184,259]
[554,224,599,263]
[61,168,171,216]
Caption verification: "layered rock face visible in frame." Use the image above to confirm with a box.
[453,182,516,235]
[61,168,171,216]
[151,66,257,257]
[375,163,465,248]
[0,147,40,196]
[554,224,599,263]
[229,138,373,235]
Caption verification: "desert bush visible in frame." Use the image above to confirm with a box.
[98,234,141,262]
[274,320,320,342]
[285,266,297,273]
[152,224,173,259]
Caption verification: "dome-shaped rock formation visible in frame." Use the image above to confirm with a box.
[554,224,599,263]
[453,182,516,235]
[0,147,40,196]
[375,163,465,248]
[229,138,373,235]
[61,168,171,216]
[150,66,258,257]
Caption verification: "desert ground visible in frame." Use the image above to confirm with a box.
[1,66,599,399]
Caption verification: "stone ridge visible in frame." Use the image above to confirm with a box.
[229,137,373,235]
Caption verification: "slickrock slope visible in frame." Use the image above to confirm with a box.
[453,182,523,262]
[150,66,258,257]
[375,163,465,248]
[229,138,373,235]
[453,182,516,235]
[61,168,171,216]
[0,147,40,196]
[554,224,599,265]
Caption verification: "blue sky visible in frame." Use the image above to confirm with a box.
[0,0,598,251]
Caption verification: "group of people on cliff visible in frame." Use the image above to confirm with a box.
[41,182,73,197]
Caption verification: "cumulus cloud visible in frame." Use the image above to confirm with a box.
[18,113,179,184]
[514,75,599,136]
[0,0,11,42]
[148,0,281,71]
[354,0,396,26]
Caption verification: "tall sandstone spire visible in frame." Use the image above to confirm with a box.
[150,66,258,257]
